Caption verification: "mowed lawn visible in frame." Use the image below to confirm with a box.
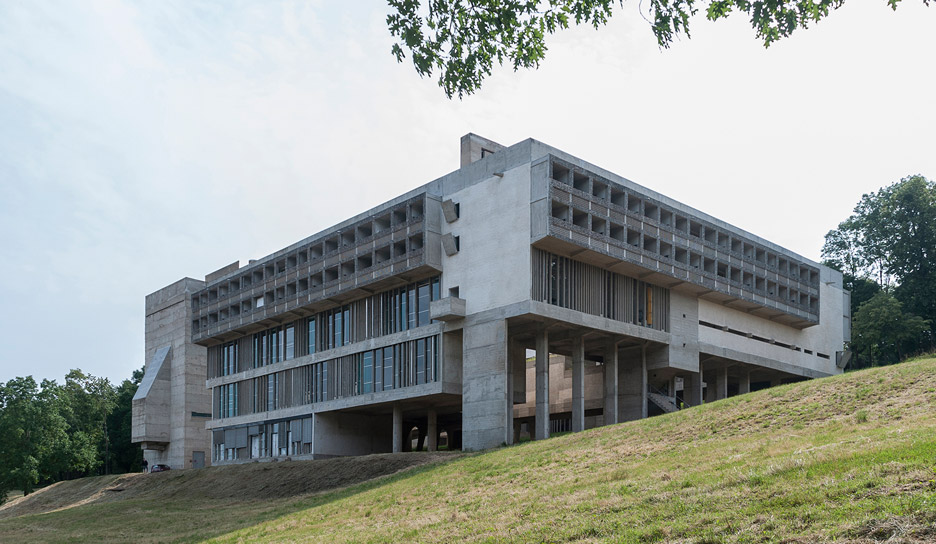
[1,358,935,543]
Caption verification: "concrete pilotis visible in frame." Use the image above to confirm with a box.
[461,319,510,451]
[739,369,751,394]
[510,340,527,404]
[619,345,647,421]
[571,335,585,432]
[603,343,619,426]
[716,367,728,400]
[685,372,703,406]
[392,404,403,453]
[427,408,438,451]
[535,329,550,440]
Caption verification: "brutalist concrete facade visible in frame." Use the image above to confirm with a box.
[132,278,212,469]
[133,134,850,464]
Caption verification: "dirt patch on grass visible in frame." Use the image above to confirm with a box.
[0,451,459,520]
[847,512,936,543]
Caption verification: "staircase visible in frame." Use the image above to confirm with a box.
[648,391,680,413]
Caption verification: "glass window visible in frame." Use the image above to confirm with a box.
[285,325,295,360]
[418,282,430,327]
[308,318,316,355]
[383,347,393,391]
[342,306,351,345]
[408,287,417,330]
[416,338,426,385]
[363,351,373,393]
[333,310,342,349]
[322,362,328,400]
[431,276,440,300]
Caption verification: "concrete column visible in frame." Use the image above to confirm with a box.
[513,419,522,442]
[535,329,550,440]
[669,376,677,397]
[716,366,728,400]
[619,345,647,422]
[427,408,438,451]
[704,370,716,403]
[510,340,527,404]
[392,404,403,453]
[571,335,585,433]
[738,369,751,395]
[507,339,528,445]
[603,343,618,426]
[685,372,703,406]
[461,319,510,451]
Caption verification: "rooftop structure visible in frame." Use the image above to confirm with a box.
[133,134,850,468]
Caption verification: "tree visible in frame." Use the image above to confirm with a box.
[823,175,936,353]
[60,370,116,477]
[0,377,70,502]
[106,367,144,474]
[850,291,929,367]
[386,0,929,98]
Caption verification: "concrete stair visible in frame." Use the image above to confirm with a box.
[648,391,680,413]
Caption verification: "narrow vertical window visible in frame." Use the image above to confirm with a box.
[307,318,316,355]
[417,282,430,326]
[285,324,295,360]
[363,350,373,393]
[333,310,342,349]
[416,338,426,385]
[383,347,393,391]
[407,287,417,330]
[343,306,351,345]
[646,286,653,326]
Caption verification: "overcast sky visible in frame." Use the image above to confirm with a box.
[1,1,933,385]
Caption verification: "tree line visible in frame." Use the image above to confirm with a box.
[0,367,143,504]
[823,175,935,368]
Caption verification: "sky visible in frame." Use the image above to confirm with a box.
[0,1,934,385]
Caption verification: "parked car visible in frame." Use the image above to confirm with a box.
[150,464,171,473]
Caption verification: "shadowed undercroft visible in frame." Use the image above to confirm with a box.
[1,358,935,543]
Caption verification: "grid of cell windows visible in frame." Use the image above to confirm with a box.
[547,157,820,323]
[191,195,429,338]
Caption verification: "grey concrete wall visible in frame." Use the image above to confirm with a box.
[313,412,393,457]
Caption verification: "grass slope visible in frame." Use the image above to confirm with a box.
[2,358,935,543]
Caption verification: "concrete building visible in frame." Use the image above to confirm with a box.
[132,134,850,467]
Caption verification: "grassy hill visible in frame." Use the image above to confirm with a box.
[1,358,935,543]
